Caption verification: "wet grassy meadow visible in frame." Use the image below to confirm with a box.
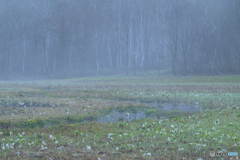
[0,75,240,159]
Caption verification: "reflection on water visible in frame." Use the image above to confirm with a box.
[98,111,146,123]
[98,102,200,123]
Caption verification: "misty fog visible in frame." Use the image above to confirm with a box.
[1,1,240,159]
[0,0,239,79]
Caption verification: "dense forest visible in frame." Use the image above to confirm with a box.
[0,0,239,79]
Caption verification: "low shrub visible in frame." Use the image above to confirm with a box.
[67,116,84,123]
[0,120,11,129]
[23,118,45,128]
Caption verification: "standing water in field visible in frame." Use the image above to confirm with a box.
[98,111,146,123]
[98,102,200,123]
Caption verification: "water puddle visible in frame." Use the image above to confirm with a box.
[98,111,146,123]
[98,102,199,123]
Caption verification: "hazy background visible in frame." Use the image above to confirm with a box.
[0,0,239,79]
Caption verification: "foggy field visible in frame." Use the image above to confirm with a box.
[1,0,240,159]
[0,75,240,159]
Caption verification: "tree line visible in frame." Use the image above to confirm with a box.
[0,0,239,79]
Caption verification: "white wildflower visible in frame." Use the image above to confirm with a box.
[42,141,47,145]
[16,151,20,156]
[57,146,63,150]
[178,146,184,151]
[143,153,151,156]
[87,146,91,151]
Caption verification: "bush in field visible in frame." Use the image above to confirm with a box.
[145,109,158,116]
[22,118,45,128]
[3,130,10,136]
[84,113,98,121]
[0,120,11,129]
[37,119,45,128]
[67,116,84,123]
